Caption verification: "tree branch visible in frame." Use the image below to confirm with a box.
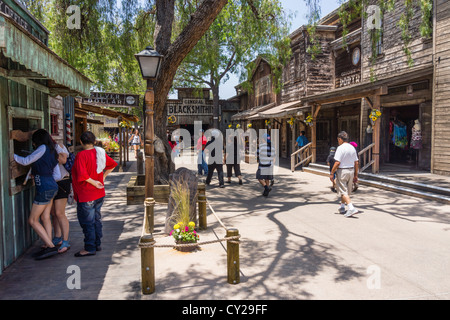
[153,0,228,119]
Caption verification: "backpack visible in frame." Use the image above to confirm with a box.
[64,152,76,173]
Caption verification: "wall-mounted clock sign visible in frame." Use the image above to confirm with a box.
[352,47,361,66]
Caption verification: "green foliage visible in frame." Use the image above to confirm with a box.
[419,0,433,39]
[398,0,415,67]
[175,0,292,96]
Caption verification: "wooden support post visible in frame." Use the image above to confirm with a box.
[198,194,207,230]
[311,104,321,163]
[118,117,123,171]
[144,197,155,234]
[140,234,155,295]
[372,95,381,174]
[144,81,155,198]
[227,228,240,285]
[126,128,129,163]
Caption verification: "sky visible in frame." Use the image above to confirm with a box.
[217,0,342,100]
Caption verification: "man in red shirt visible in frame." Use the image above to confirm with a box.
[72,131,117,257]
[196,129,208,175]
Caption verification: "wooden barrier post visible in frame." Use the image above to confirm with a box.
[140,234,155,294]
[227,228,240,285]
[144,197,155,234]
[198,194,207,230]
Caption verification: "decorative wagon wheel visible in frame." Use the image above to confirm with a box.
[167,115,177,124]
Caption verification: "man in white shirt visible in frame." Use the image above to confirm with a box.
[330,131,359,217]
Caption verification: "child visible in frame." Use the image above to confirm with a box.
[72,131,117,257]
[326,147,337,192]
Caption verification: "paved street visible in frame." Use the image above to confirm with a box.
[0,151,449,300]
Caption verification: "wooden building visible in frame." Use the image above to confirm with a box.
[231,0,449,176]
[0,0,92,273]
[433,0,450,175]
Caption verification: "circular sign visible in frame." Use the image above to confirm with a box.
[352,47,361,66]
[126,96,136,105]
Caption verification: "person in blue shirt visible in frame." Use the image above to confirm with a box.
[296,131,309,168]
[296,131,309,148]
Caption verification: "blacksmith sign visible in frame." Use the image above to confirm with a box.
[82,92,140,108]
[167,99,213,116]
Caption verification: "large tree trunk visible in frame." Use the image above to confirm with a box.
[150,0,229,183]
[212,84,220,129]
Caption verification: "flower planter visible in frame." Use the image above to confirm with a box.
[175,240,198,252]
[107,151,120,160]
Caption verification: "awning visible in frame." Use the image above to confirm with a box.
[301,65,433,106]
[0,12,91,97]
[231,102,276,121]
[248,100,302,119]
[75,101,139,123]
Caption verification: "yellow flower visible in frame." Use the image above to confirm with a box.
[174,224,180,230]
[188,221,195,228]
[376,110,381,117]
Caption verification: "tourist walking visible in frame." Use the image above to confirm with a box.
[50,142,72,253]
[225,135,243,185]
[205,129,225,188]
[257,133,275,197]
[128,128,142,159]
[14,129,61,260]
[72,131,117,257]
[296,130,309,167]
[329,131,359,217]
[196,129,208,176]
[326,146,337,193]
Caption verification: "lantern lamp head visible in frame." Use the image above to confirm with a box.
[135,46,164,80]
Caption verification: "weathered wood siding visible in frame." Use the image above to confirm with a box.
[282,28,335,103]
[306,30,336,95]
[250,59,276,108]
[282,31,307,103]
[0,56,50,274]
[433,0,450,175]
[361,0,433,81]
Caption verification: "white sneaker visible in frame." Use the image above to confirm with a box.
[338,207,346,214]
[344,208,359,217]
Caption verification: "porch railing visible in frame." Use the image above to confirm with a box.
[358,143,375,173]
[291,142,313,172]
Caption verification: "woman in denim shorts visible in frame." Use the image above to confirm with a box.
[14,129,61,260]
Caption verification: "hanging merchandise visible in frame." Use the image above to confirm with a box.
[392,122,408,149]
[410,119,422,150]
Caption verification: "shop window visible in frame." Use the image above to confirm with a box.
[8,106,44,195]
[50,114,59,135]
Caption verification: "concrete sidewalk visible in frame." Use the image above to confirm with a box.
[0,151,449,300]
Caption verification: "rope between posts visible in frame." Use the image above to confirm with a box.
[206,200,228,230]
[139,235,241,248]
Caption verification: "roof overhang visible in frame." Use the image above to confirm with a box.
[231,102,276,121]
[0,12,92,97]
[75,101,139,123]
[247,100,302,120]
[301,65,433,106]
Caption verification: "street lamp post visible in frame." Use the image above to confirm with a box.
[135,46,164,198]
